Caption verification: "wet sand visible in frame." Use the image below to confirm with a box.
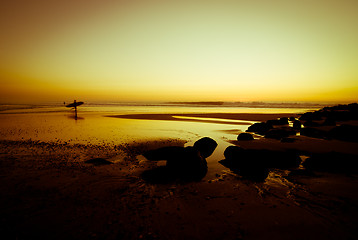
[109,112,294,122]
[1,112,358,240]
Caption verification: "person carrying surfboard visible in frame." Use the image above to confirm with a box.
[66,100,84,119]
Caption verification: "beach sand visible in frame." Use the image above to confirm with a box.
[1,112,358,240]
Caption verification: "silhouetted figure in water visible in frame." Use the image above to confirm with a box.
[74,100,77,119]
[142,137,217,183]
[66,100,84,120]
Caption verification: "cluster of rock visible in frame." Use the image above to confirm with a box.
[223,103,358,181]
[142,137,217,182]
[220,146,301,181]
[300,103,358,121]
[242,103,358,142]
[242,117,299,141]
[299,103,358,142]
[303,152,358,173]
[142,103,358,182]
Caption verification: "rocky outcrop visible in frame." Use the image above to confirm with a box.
[246,122,273,135]
[220,146,301,181]
[292,120,301,130]
[142,137,217,181]
[193,137,218,158]
[266,118,289,126]
[303,152,358,172]
[300,127,327,139]
[329,125,358,142]
[237,133,254,141]
[264,128,296,140]
[84,158,113,166]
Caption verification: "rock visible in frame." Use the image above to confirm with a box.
[324,110,353,121]
[266,119,280,125]
[84,158,113,166]
[299,111,323,121]
[322,117,336,126]
[193,137,218,158]
[329,124,358,142]
[142,139,214,181]
[221,146,301,181]
[223,146,245,160]
[264,128,296,140]
[246,122,273,135]
[293,120,301,130]
[166,146,208,181]
[237,166,269,182]
[300,127,327,139]
[143,146,185,161]
[281,137,296,143]
[220,154,269,182]
[303,120,320,127]
[224,146,300,169]
[300,103,358,122]
[237,133,254,141]
[303,152,358,172]
[266,118,288,126]
[269,151,301,169]
[289,116,296,121]
[279,117,289,125]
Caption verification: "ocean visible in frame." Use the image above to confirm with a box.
[0,101,323,144]
[0,101,327,180]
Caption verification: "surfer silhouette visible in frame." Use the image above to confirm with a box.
[66,100,84,120]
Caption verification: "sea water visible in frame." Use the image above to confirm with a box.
[0,101,324,178]
[0,101,322,144]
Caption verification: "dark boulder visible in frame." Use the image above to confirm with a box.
[224,146,301,169]
[142,137,216,181]
[264,128,296,140]
[246,122,273,135]
[266,118,288,126]
[279,117,289,125]
[303,120,320,127]
[141,147,208,183]
[166,146,208,181]
[300,103,358,122]
[221,147,269,182]
[143,146,185,161]
[303,152,358,173]
[143,146,208,181]
[237,132,254,141]
[221,146,301,181]
[85,158,113,166]
[223,146,246,160]
[299,111,323,121]
[281,137,296,143]
[266,119,280,126]
[193,137,218,158]
[293,120,301,130]
[300,127,327,139]
[327,110,352,121]
[329,124,358,142]
[322,117,336,126]
[268,151,301,169]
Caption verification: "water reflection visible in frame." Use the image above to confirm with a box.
[68,115,84,120]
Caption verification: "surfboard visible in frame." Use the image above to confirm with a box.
[66,101,84,108]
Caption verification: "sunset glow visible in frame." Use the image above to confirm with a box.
[1,0,357,103]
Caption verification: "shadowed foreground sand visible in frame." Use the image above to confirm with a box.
[1,134,358,240]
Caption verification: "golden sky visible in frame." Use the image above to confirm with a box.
[1,0,357,103]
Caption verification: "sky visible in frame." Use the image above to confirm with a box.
[1,0,357,103]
